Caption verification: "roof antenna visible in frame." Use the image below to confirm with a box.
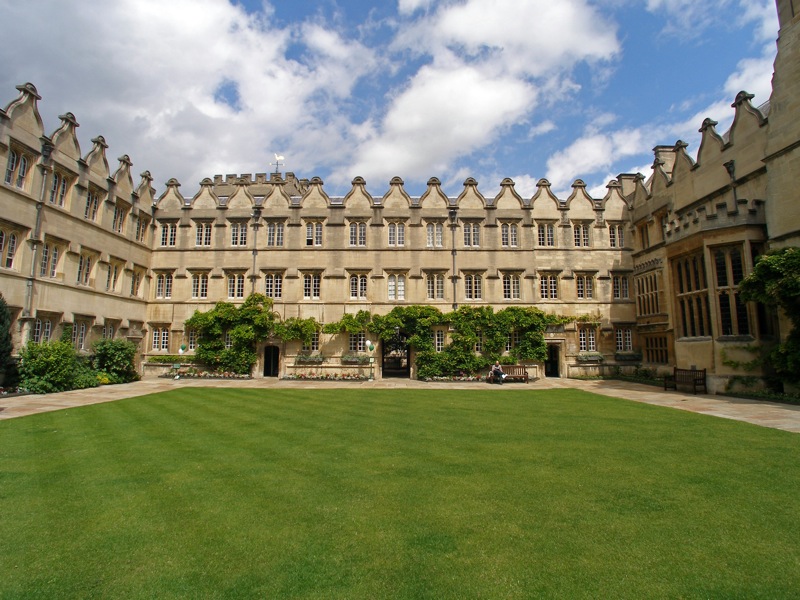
[271,153,285,175]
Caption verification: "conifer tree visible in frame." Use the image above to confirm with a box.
[0,293,13,380]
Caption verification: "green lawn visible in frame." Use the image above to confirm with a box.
[1,388,799,599]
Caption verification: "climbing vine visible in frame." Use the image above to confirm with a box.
[183,296,567,378]
[739,247,800,384]
[322,310,372,335]
[185,294,283,374]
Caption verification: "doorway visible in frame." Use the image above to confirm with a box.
[263,345,280,377]
[545,344,560,377]
[381,331,410,378]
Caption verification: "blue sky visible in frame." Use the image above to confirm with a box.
[0,0,778,198]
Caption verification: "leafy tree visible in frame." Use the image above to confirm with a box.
[739,247,800,383]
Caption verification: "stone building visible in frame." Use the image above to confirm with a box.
[1,0,797,391]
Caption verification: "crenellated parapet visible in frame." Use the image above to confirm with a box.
[629,90,770,235]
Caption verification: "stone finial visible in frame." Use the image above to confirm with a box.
[732,90,755,108]
[58,112,79,127]
[351,176,366,186]
[16,82,41,100]
[699,118,718,133]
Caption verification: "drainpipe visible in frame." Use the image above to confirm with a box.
[23,137,54,318]
[449,208,458,310]
[723,160,738,204]
[250,206,262,294]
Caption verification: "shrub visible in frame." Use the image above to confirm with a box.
[18,340,85,394]
[92,339,139,383]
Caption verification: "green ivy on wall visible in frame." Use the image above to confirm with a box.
[184,295,568,378]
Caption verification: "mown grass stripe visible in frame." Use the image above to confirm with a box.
[1,388,798,599]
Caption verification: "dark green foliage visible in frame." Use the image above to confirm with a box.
[372,305,568,378]
[739,247,800,383]
[186,294,288,374]
[59,323,73,343]
[0,294,13,382]
[322,310,372,334]
[18,340,98,393]
[277,316,321,345]
[92,339,139,384]
[370,305,444,352]
[146,355,199,364]
[183,299,566,378]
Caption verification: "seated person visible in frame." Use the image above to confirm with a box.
[491,361,506,382]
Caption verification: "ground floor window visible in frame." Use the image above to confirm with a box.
[644,336,668,364]
[579,328,596,352]
[615,327,633,351]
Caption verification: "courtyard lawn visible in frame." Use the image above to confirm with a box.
[1,389,799,599]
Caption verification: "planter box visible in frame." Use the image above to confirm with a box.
[295,354,325,364]
[340,355,371,365]
[576,352,604,363]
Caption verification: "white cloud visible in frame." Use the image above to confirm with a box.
[528,121,556,139]
[646,0,736,38]
[344,61,535,187]
[0,0,779,199]
[546,128,648,193]
[397,0,433,16]
[395,0,620,78]
[508,174,540,198]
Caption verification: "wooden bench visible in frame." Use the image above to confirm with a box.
[487,365,529,383]
[663,367,707,394]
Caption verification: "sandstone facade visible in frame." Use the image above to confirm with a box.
[1,1,797,391]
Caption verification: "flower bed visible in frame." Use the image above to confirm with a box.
[423,375,483,382]
[0,386,29,397]
[283,372,368,381]
[159,368,252,380]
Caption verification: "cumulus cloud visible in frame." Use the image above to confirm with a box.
[0,0,779,199]
[397,0,433,16]
[546,128,649,193]
[344,61,535,187]
[395,0,619,78]
[645,0,736,38]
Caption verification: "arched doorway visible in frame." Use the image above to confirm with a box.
[545,344,560,377]
[382,331,410,378]
[263,345,280,377]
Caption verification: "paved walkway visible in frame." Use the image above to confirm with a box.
[1,377,799,433]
